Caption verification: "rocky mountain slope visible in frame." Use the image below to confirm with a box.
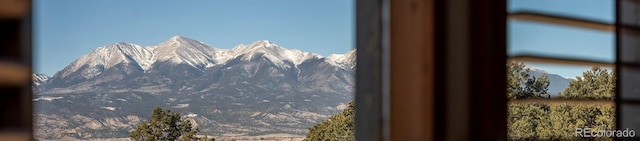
[33,36,355,140]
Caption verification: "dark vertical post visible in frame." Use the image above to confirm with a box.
[615,0,621,134]
[616,0,640,139]
[433,0,448,140]
[468,0,507,140]
[355,0,384,141]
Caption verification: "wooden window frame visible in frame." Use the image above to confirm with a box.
[506,0,640,140]
[0,0,33,140]
[356,0,508,140]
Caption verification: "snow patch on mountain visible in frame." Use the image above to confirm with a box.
[101,107,116,111]
[33,74,49,86]
[525,66,547,73]
[33,96,63,101]
[288,49,321,65]
[326,49,356,69]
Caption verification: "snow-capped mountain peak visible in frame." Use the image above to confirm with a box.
[155,36,215,51]
[229,40,278,54]
[166,36,206,47]
[251,40,276,48]
[59,42,153,78]
[151,35,221,68]
[227,40,321,68]
[326,49,356,69]
[170,35,187,40]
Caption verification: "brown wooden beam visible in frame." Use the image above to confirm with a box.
[469,0,507,140]
[508,11,614,32]
[508,99,614,105]
[390,0,434,140]
[508,55,614,68]
[0,0,30,19]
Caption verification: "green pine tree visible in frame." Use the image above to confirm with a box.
[130,107,206,141]
[507,62,551,99]
[561,67,615,100]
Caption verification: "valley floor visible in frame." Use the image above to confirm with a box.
[37,134,306,141]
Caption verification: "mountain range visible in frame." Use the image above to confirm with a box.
[33,36,355,140]
[32,35,571,140]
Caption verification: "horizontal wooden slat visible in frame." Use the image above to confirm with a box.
[620,99,640,105]
[0,0,29,19]
[508,55,614,68]
[0,62,30,86]
[508,11,614,32]
[0,132,30,141]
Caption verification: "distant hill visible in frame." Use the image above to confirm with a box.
[527,67,571,97]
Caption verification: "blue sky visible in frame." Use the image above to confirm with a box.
[35,0,613,78]
[34,0,354,76]
[508,0,614,78]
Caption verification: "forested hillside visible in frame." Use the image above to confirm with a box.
[304,101,354,141]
